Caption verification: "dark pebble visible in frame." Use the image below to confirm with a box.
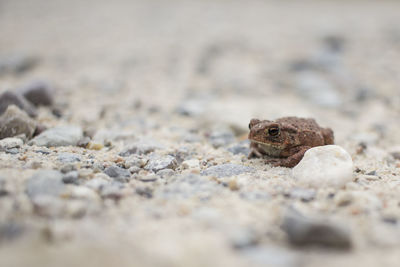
[20,80,54,106]
[0,91,37,117]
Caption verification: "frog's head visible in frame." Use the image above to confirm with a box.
[248,118,299,149]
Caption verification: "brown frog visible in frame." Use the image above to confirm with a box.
[248,117,334,168]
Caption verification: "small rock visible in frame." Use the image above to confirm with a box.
[124,155,147,168]
[60,164,77,173]
[29,126,83,147]
[84,175,110,191]
[26,170,65,199]
[57,153,81,163]
[201,163,255,178]
[5,148,19,154]
[129,166,141,174]
[19,80,54,106]
[157,168,175,178]
[144,154,177,173]
[182,159,200,169]
[0,137,23,151]
[0,105,36,139]
[292,145,353,189]
[0,91,37,117]
[119,139,164,156]
[87,142,103,150]
[135,186,153,198]
[208,128,235,148]
[103,165,131,182]
[227,140,250,156]
[62,171,79,184]
[281,208,352,249]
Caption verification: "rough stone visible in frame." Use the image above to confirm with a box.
[227,140,251,156]
[19,80,54,106]
[209,128,235,148]
[62,171,79,184]
[292,145,353,189]
[0,137,23,151]
[103,165,131,182]
[0,105,36,139]
[281,208,352,249]
[26,170,66,199]
[201,163,255,178]
[57,153,81,163]
[119,139,164,156]
[144,154,177,173]
[29,126,83,147]
[0,91,37,117]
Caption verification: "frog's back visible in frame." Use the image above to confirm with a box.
[277,117,327,147]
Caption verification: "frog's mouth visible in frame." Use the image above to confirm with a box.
[249,139,285,149]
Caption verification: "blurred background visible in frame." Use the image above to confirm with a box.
[1,0,400,267]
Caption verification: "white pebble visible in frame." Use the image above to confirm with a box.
[292,145,353,189]
[182,159,200,169]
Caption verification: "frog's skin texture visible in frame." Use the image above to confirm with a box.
[248,117,334,168]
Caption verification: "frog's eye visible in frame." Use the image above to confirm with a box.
[248,123,252,130]
[268,127,280,136]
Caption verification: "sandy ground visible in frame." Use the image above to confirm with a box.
[1,0,400,266]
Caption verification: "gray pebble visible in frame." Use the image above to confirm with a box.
[103,166,131,182]
[281,208,352,249]
[5,148,19,154]
[57,153,81,163]
[0,91,37,117]
[128,166,141,174]
[19,80,54,106]
[29,126,83,147]
[201,163,255,178]
[62,171,79,184]
[144,154,177,173]
[0,105,36,139]
[26,170,65,199]
[227,140,250,156]
[241,246,298,267]
[119,139,164,156]
[209,129,235,148]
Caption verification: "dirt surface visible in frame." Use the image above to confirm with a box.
[1,1,400,267]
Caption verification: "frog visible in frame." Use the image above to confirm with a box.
[247,116,334,168]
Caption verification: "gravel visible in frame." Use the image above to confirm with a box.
[119,139,164,156]
[201,163,255,178]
